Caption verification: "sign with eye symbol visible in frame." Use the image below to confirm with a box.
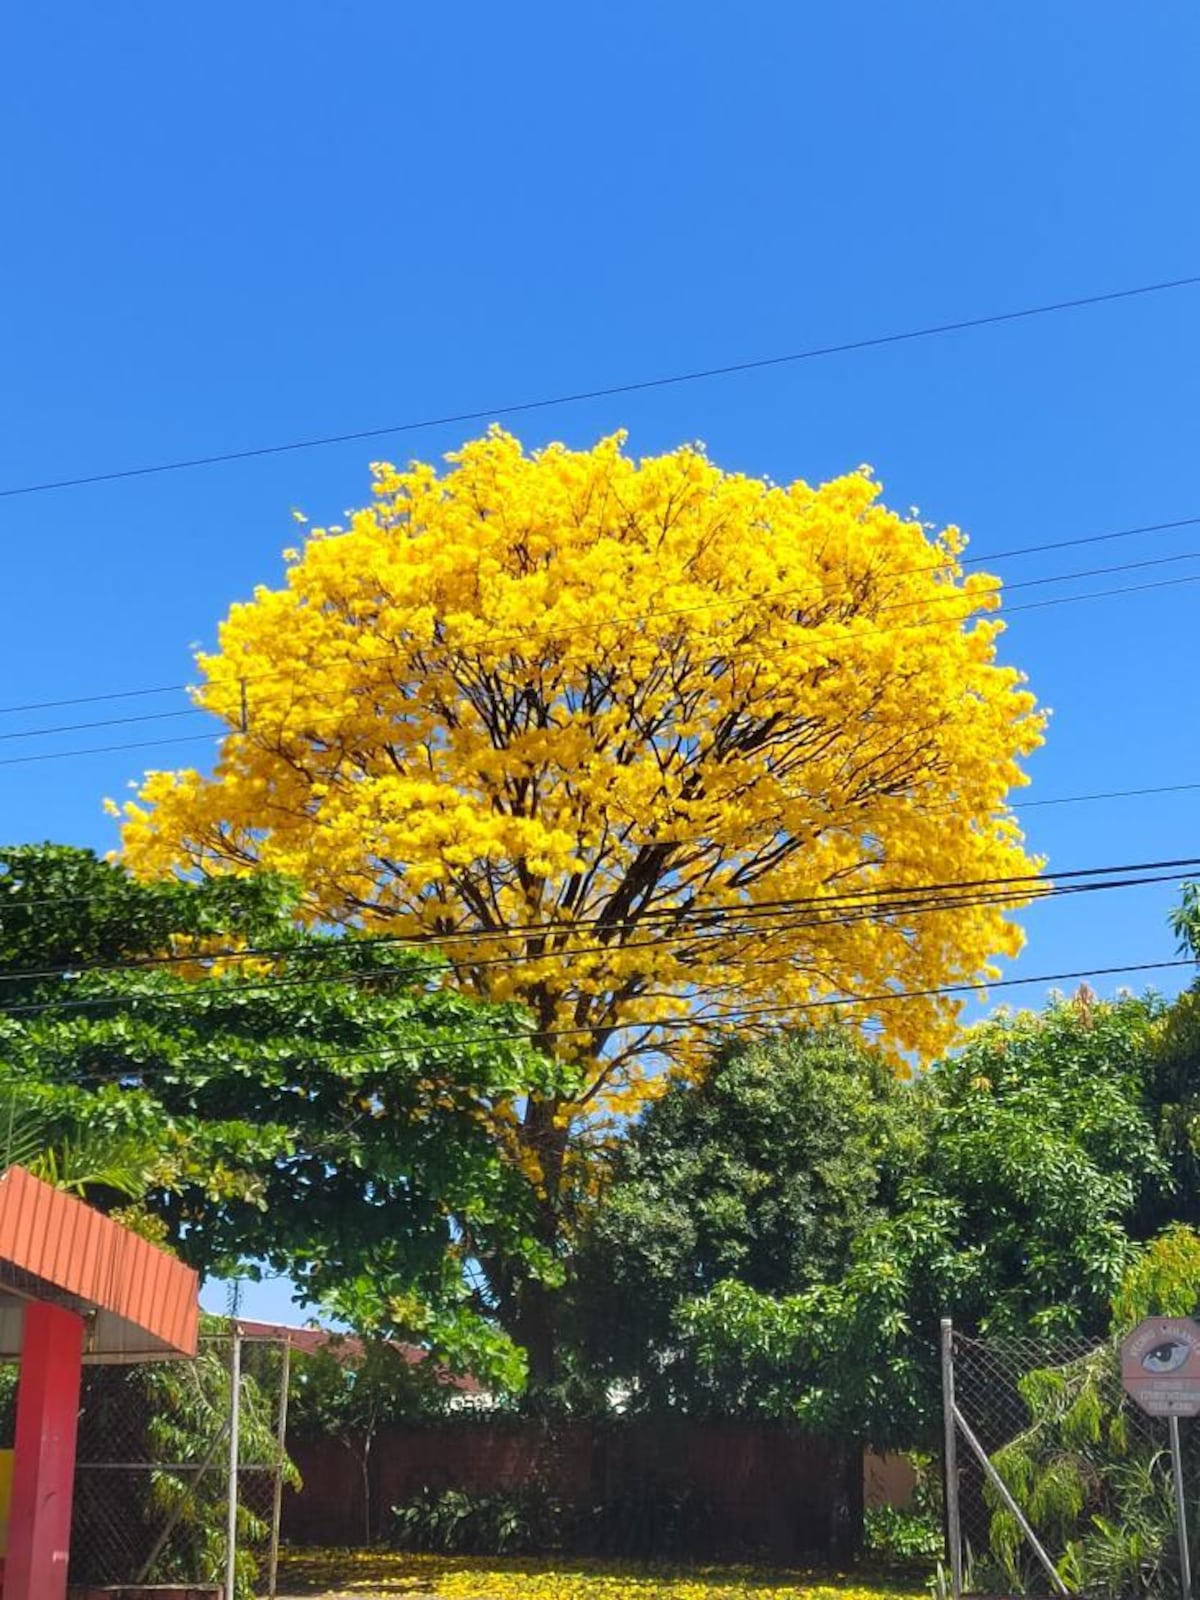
[1122,1317,1200,1415]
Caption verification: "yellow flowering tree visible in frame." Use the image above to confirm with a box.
[120,430,1043,1372]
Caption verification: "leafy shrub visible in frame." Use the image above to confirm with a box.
[587,1485,709,1560]
[863,1505,942,1565]
[390,1480,714,1559]
[391,1483,569,1555]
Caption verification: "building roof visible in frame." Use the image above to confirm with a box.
[236,1317,482,1392]
[0,1165,199,1362]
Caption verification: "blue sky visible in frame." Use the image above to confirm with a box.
[2,4,1198,1320]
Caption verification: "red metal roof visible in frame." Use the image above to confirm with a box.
[0,1166,199,1362]
[236,1318,482,1392]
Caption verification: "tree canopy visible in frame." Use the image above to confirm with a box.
[575,994,1182,1439]
[115,432,1044,1378]
[571,1029,918,1396]
[0,844,569,1383]
[120,431,1044,1086]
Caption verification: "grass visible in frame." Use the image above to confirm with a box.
[275,1548,931,1600]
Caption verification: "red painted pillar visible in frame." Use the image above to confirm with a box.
[5,1302,85,1600]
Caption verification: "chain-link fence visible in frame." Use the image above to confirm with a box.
[0,1324,293,1599]
[943,1319,1195,1598]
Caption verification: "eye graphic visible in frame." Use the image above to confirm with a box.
[1143,1341,1191,1374]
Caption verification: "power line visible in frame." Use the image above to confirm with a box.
[3,273,1199,502]
[1,785,1194,937]
[4,850,1199,927]
[0,708,202,745]
[1015,780,1200,809]
[0,875,1123,985]
[0,680,200,718]
[7,541,1200,748]
[0,732,222,769]
[0,776,1190,918]
[4,509,1200,723]
[1,855,1196,998]
[6,566,1200,770]
[540,957,1198,1040]
[0,867,1187,994]
[2,955,1194,1050]
[2,852,1193,923]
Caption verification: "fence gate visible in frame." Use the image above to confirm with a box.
[941,1317,1193,1599]
[68,1326,293,1598]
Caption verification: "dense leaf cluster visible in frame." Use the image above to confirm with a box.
[0,845,569,1382]
[569,980,1200,1442]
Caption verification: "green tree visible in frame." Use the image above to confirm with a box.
[288,1336,450,1541]
[1168,882,1200,962]
[912,989,1165,1335]
[0,845,572,1382]
[576,994,1170,1441]
[570,1029,919,1403]
[1134,904,1200,1237]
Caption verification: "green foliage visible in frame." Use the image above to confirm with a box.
[675,1255,933,1446]
[968,1235,1200,1599]
[0,841,302,990]
[1113,1224,1200,1326]
[984,1364,1181,1600]
[863,1454,942,1569]
[921,990,1164,1336]
[573,997,1171,1440]
[1169,883,1200,961]
[862,1506,942,1566]
[1135,986,1200,1239]
[586,1029,917,1305]
[388,1478,711,1559]
[288,1334,458,1540]
[391,1483,571,1556]
[571,1030,921,1423]
[70,1318,291,1600]
[142,1328,294,1598]
[288,1337,450,1442]
[0,845,574,1379]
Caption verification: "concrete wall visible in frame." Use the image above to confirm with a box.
[863,1450,917,1510]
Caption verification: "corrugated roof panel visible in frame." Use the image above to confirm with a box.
[0,1168,199,1359]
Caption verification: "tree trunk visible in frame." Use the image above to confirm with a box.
[511,1277,559,1390]
[507,1094,571,1391]
[360,1437,372,1544]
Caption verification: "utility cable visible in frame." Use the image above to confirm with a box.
[0,868,1186,996]
[5,565,1200,768]
[1,958,1193,1052]
[3,272,1198,501]
[4,510,1200,722]
[6,540,1200,747]
[4,851,1198,929]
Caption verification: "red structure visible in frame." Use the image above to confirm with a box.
[0,1167,200,1600]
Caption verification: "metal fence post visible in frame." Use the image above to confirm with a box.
[267,1336,292,1600]
[953,1404,1069,1597]
[135,1419,230,1584]
[940,1317,964,1600]
[1171,1414,1193,1600]
[225,1325,242,1600]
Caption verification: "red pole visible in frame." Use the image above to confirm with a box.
[5,1302,85,1600]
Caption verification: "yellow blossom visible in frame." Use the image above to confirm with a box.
[275,1548,927,1600]
[120,429,1044,1111]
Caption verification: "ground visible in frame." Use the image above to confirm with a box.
[273,1550,928,1600]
